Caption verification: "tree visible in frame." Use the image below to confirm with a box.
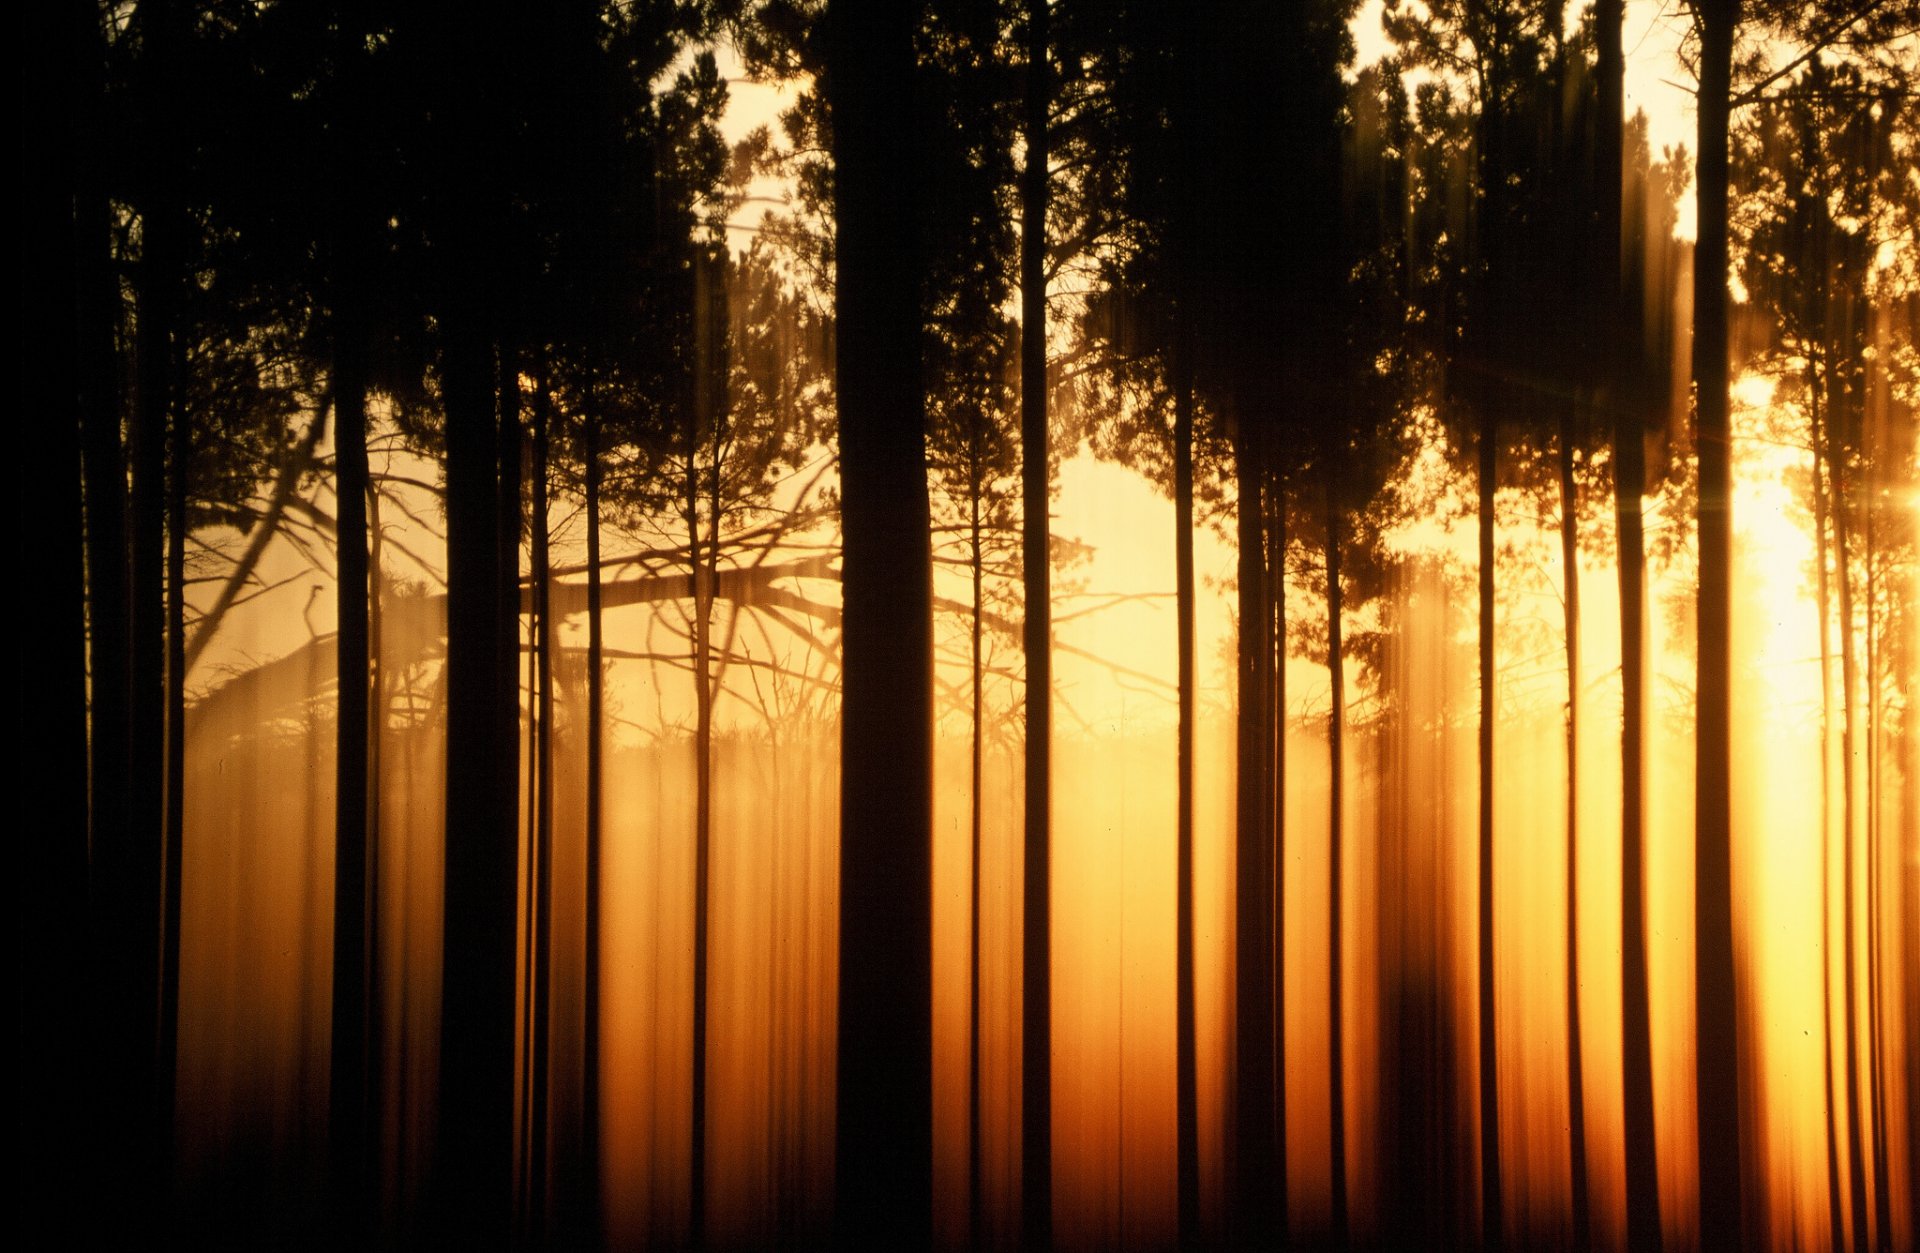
[826,1,936,1244]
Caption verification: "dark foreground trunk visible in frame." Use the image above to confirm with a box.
[1477,404,1501,1253]
[828,2,934,1244]
[1326,485,1350,1252]
[1172,328,1200,1250]
[1691,4,1744,1249]
[1235,437,1277,1248]
[1559,409,1590,1253]
[1019,1,1054,1243]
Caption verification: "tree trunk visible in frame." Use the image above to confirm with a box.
[968,462,986,1248]
[1326,483,1349,1252]
[529,370,556,1239]
[77,0,137,1227]
[581,396,605,1248]
[1559,407,1590,1253]
[32,0,91,1217]
[131,152,182,1219]
[828,2,934,1243]
[1172,317,1200,1251]
[1691,5,1743,1248]
[432,24,517,1221]
[1810,383,1846,1253]
[329,213,375,1243]
[689,258,717,1250]
[1019,2,1054,1244]
[161,301,188,1146]
[1476,402,1501,1253]
[1601,1,1659,1239]
[1863,475,1891,1253]
[1268,483,1288,1244]
[1235,426,1277,1247]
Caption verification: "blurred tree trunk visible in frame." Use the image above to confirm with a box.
[1599,0,1659,1241]
[1326,480,1349,1252]
[1019,1,1054,1244]
[1810,382,1846,1253]
[1558,404,1589,1253]
[1267,482,1288,1244]
[328,12,376,1218]
[529,369,556,1238]
[580,394,605,1249]
[1235,426,1277,1248]
[30,0,92,1220]
[1172,316,1199,1251]
[431,4,518,1231]
[1476,401,1500,1253]
[827,1,934,1243]
[1691,3,1743,1248]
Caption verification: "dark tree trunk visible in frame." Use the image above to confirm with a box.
[827,2,934,1243]
[529,371,556,1239]
[1476,403,1501,1253]
[687,468,712,1252]
[78,6,137,1217]
[160,294,189,1157]
[432,17,518,1222]
[1019,2,1054,1244]
[689,256,718,1250]
[30,0,92,1218]
[1600,0,1659,1238]
[1235,428,1277,1248]
[1558,407,1589,1253]
[329,211,376,1245]
[1326,483,1349,1253]
[1172,321,1200,1251]
[581,398,606,1248]
[1811,385,1846,1253]
[131,157,181,1219]
[1824,354,1871,1253]
[1691,4,1743,1248]
[1267,483,1288,1245]
[1864,481,1891,1253]
[968,463,986,1248]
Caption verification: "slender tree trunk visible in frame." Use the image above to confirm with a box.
[1810,389,1846,1253]
[1559,407,1590,1253]
[689,265,716,1249]
[1173,322,1200,1252]
[1326,483,1349,1253]
[582,397,605,1249]
[1236,426,1277,1248]
[78,0,138,1223]
[1019,4,1054,1245]
[528,371,556,1241]
[1268,485,1288,1245]
[1858,498,1889,1251]
[1828,361,1871,1253]
[161,314,188,1141]
[131,156,182,1226]
[1476,402,1501,1253]
[329,235,375,1244]
[968,465,987,1249]
[33,2,91,1216]
[1864,459,1891,1253]
[1692,5,1744,1247]
[1599,0,1661,1241]
[827,3,934,1242]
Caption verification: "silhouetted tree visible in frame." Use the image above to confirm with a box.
[826,1,936,1244]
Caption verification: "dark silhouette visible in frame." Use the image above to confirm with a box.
[1020,5,1056,1250]
[1690,5,1743,1251]
[827,0,935,1245]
